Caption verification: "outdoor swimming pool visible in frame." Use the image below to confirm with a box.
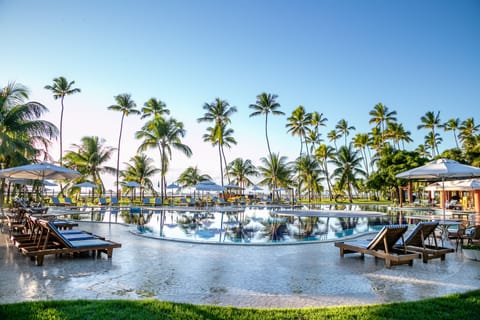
[50,204,410,245]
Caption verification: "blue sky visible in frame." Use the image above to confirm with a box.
[1,0,479,189]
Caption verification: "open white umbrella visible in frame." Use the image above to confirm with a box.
[74,181,98,202]
[0,162,81,181]
[0,162,81,204]
[194,180,224,192]
[396,158,480,220]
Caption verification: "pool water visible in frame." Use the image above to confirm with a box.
[54,204,407,244]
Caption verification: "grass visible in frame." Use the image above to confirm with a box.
[1,290,479,320]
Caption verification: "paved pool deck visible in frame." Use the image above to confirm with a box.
[1,222,479,308]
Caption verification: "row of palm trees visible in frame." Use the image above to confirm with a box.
[2,78,479,203]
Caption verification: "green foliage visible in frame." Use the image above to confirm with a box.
[1,290,479,320]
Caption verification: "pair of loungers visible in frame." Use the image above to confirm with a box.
[334,222,454,269]
[11,214,121,266]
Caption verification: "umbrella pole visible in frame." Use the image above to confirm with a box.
[442,177,446,221]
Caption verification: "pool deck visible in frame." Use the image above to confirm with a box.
[1,222,479,308]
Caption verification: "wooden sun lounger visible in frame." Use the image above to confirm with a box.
[20,220,121,266]
[334,225,420,269]
[395,222,454,263]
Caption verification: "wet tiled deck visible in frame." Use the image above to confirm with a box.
[1,222,479,308]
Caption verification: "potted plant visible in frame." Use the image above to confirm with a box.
[461,243,480,261]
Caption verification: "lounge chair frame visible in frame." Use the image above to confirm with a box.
[20,220,121,266]
[335,225,420,269]
[396,222,454,263]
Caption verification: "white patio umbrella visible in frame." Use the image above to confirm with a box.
[123,181,142,201]
[166,183,180,202]
[73,181,98,202]
[0,162,81,204]
[396,158,480,221]
[0,162,81,181]
[425,179,480,192]
[194,180,225,192]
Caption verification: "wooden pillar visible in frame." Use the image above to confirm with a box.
[474,190,480,213]
[408,181,413,203]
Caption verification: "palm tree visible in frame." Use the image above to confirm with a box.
[177,166,212,189]
[385,122,412,150]
[44,76,81,165]
[423,132,443,159]
[294,155,321,203]
[441,118,461,149]
[249,92,284,160]
[418,111,441,157]
[197,98,237,187]
[136,117,192,200]
[352,133,371,178]
[122,154,160,197]
[257,153,292,202]
[327,129,340,151]
[314,144,335,200]
[0,82,58,167]
[141,98,170,119]
[368,103,397,147]
[226,158,258,190]
[286,105,312,157]
[459,118,480,150]
[330,144,365,203]
[63,136,115,195]
[108,93,140,199]
[308,111,327,152]
[335,119,355,147]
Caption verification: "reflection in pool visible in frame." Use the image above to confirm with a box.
[56,204,405,244]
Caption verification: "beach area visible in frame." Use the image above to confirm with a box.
[1,221,479,308]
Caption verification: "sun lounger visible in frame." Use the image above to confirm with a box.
[142,197,151,206]
[99,197,107,205]
[154,197,163,206]
[394,222,454,263]
[20,220,121,266]
[334,225,420,269]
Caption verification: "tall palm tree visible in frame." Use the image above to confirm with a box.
[294,155,321,203]
[330,144,365,203]
[257,153,292,202]
[327,129,340,151]
[352,133,371,178]
[197,98,237,187]
[44,76,81,165]
[63,136,115,195]
[177,166,212,189]
[308,111,327,152]
[202,123,237,185]
[385,122,412,150]
[286,105,312,157]
[136,117,192,200]
[122,154,160,197]
[459,118,480,150]
[0,82,58,167]
[226,158,258,190]
[368,103,397,147]
[141,98,170,119]
[249,92,284,160]
[417,111,441,157]
[423,132,443,159]
[314,144,335,200]
[108,93,140,199]
[441,118,461,149]
[335,119,355,147]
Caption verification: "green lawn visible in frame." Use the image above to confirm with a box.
[1,290,479,320]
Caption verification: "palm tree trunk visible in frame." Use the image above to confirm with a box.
[265,115,272,159]
[221,146,230,185]
[218,143,223,187]
[60,96,65,166]
[116,114,125,199]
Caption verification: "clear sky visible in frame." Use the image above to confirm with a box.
[1,0,479,190]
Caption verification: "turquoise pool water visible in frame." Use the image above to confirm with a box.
[51,204,409,244]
